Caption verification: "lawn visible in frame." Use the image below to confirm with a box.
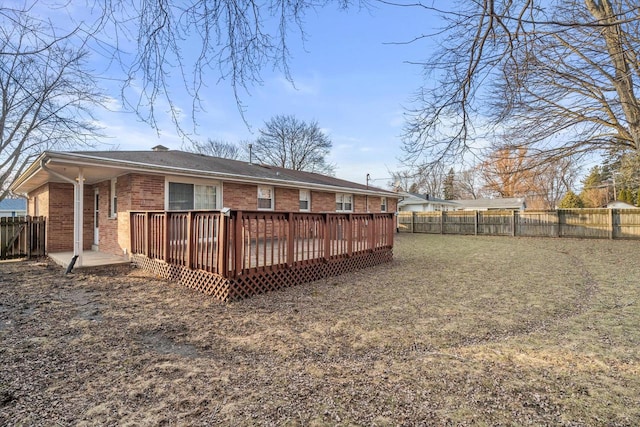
[1,234,639,425]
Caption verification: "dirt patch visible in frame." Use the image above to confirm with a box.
[1,235,639,425]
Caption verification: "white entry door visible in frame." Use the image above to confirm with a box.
[94,190,99,246]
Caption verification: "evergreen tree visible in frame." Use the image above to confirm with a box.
[558,191,584,208]
[443,168,457,200]
[580,166,608,208]
[620,188,634,204]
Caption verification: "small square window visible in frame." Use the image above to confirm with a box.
[258,186,274,210]
[299,190,310,211]
[336,193,353,212]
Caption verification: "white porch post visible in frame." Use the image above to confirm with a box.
[75,168,84,267]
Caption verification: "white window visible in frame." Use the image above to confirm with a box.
[336,193,353,212]
[257,186,274,210]
[380,197,387,212]
[299,189,310,211]
[167,180,219,210]
[110,178,118,218]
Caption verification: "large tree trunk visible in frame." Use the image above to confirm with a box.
[585,0,640,150]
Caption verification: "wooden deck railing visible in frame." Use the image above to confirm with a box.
[131,210,395,278]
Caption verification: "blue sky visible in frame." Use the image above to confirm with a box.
[91,3,441,186]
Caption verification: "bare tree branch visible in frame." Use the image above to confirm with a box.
[0,13,103,200]
[401,0,640,168]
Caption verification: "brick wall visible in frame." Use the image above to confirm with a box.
[28,182,99,253]
[222,182,258,210]
[310,191,335,212]
[83,187,93,250]
[354,195,366,213]
[274,187,299,211]
[46,182,75,252]
[129,174,165,210]
[28,184,49,218]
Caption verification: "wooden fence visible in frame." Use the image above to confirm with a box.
[130,210,395,300]
[397,209,640,240]
[0,216,46,260]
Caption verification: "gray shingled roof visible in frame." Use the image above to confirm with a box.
[452,198,526,210]
[68,150,393,195]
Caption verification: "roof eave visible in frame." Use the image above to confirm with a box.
[9,152,48,195]
[19,151,398,198]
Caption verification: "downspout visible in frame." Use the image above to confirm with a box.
[40,158,84,270]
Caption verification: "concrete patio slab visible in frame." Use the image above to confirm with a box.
[48,251,130,270]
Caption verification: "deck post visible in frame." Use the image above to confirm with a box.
[233,211,243,277]
[368,214,375,251]
[217,212,229,277]
[163,212,170,262]
[347,214,353,257]
[323,213,331,260]
[145,211,151,256]
[186,211,194,269]
[287,212,295,266]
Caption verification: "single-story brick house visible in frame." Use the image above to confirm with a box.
[10,147,397,267]
[397,192,460,212]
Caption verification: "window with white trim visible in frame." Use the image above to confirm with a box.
[335,193,353,212]
[167,180,219,210]
[299,189,310,211]
[380,197,387,212]
[257,186,274,210]
[110,178,118,218]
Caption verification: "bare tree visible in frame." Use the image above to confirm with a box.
[480,147,578,208]
[1,1,362,136]
[251,115,335,174]
[187,139,243,160]
[402,0,640,167]
[529,158,579,209]
[481,147,534,198]
[0,13,103,201]
[390,162,447,198]
[454,167,484,200]
[77,1,359,132]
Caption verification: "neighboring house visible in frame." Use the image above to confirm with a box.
[452,197,526,211]
[10,148,398,262]
[605,200,637,209]
[397,192,460,212]
[0,198,27,217]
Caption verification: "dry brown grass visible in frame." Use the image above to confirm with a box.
[1,234,639,426]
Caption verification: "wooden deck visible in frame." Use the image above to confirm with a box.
[130,210,395,300]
